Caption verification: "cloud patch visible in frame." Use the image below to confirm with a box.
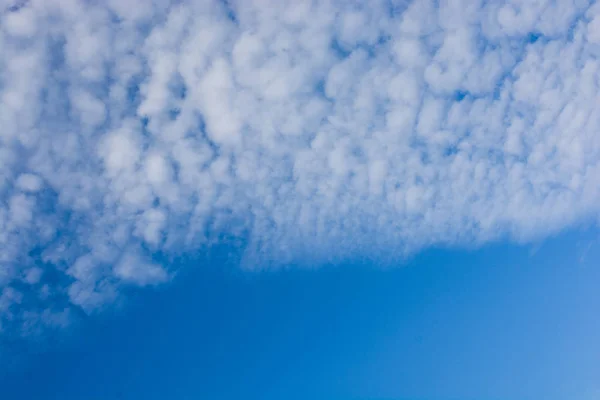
[0,0,599,334]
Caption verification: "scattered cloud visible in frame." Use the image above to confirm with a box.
[1,0,599,333]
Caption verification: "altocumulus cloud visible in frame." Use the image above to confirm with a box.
[1,0,600,334]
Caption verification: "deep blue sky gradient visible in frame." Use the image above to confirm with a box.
[1,228,599,400]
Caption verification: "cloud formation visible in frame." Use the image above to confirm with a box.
[1,0,599,333]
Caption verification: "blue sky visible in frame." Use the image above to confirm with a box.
[2,0,600,398]
[2,228,599,400]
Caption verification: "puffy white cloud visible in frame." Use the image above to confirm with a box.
[15,173,43,193]
[0,0,599,334]
[113,250,169,286]
[23,267,43,285]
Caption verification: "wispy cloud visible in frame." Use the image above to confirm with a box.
[0,0,599,334]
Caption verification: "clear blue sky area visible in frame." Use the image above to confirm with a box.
[2,229,599,400]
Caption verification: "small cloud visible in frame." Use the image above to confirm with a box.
[23,267,43,285]
[113,250,169,287]
[15,173,43,193]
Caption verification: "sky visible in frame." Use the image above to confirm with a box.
[1,0,600,398]
[1,230,600,400]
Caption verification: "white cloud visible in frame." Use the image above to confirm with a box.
[113,250,169,286]
[2,4,37,38]
[0,0,599,333]
[23,267,43,285]
[15,173,43,193]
